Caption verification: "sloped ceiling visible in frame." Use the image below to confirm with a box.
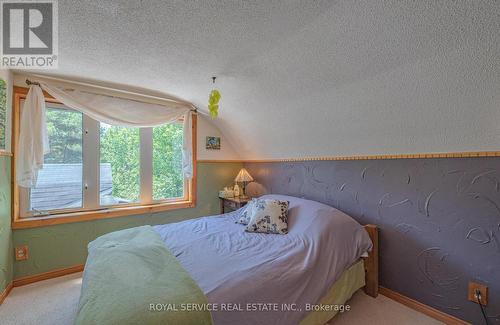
[35,1,500,159]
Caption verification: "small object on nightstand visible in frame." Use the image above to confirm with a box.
[233,184,240,197]
[219,187,234,198]
[219,196,251,214]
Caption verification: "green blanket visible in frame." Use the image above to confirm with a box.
[75,225,213,325]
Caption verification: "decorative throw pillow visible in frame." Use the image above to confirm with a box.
[235,199,257,225]
[245,199,289,234]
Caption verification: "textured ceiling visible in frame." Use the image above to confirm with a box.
[36,1,500,158]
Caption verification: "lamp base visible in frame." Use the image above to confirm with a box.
[238,182,249,199]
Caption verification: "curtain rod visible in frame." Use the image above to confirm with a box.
[24,78,197,112]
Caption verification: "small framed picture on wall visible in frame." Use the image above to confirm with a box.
[206,136,221,150]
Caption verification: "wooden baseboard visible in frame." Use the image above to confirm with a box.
[0,282,13,305]
[0,265,84,305]
[12,264,84,287]
[379,286,470,325]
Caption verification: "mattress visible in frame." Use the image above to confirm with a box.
[299,259,365,325]
[154,194,372,325]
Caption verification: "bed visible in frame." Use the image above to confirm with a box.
[75,194,379,325]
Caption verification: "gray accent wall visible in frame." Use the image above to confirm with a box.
[244,158,500,324]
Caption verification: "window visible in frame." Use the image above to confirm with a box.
[14,87,196,226]
[153,123,184,200]
[100,124,140,205]
[29,104,83,212]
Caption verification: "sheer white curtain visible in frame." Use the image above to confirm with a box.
[17,82,195,188]
[17,86,50,187]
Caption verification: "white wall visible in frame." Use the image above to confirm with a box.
[208,1,500,159]
[197,114,239,160]
[218,42,500,159]
[39,1,499,160]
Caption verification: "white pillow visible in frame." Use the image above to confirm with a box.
[235,199,257,225]
[245,199,289,234]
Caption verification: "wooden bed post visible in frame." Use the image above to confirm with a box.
[363,224,379,297]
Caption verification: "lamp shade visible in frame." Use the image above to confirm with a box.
[235,168,254,183]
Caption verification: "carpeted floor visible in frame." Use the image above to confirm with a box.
[0,272,443,325]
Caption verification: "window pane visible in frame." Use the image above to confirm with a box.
[0,79,6,150]
[153,123,184,200]
[100,123,140,205]
[30,105,83,211]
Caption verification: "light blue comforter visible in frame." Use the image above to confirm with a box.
[154,194,372,325]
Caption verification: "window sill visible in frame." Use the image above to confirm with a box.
[11,200,195,229]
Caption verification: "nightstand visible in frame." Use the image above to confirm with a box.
[219,197,251,214]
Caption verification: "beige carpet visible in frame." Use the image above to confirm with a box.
[0,272,442,325]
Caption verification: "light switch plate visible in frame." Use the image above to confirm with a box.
[15,245,29,261]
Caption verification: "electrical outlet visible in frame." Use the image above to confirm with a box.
[15,245,29,261]
[468,281,488,306]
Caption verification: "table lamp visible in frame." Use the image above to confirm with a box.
[235,168,254,199]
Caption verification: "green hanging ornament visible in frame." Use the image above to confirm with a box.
[208,77,220,118]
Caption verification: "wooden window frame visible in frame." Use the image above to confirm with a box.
[11,86,197,229]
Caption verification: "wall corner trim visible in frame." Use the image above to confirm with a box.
[379,286,470,325]
[235,151,500,163]
[197,159,244,163]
